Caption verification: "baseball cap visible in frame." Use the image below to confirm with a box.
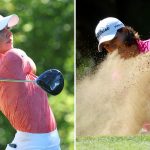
[95,17,125,51]
[0,14,19,31]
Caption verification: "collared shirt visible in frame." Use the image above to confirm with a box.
[0,48,56,133]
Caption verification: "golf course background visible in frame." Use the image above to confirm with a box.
[77,136,150,150]
[0,0,74,150]
[76,0,150,150]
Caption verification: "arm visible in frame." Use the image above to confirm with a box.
[0,49,27,112]
[0,49,26,79]
[137,39,150,53]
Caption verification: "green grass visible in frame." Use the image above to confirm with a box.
[76,135,150,150]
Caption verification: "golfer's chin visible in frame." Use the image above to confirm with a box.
[1,45,14,53]
[7,43,13,49]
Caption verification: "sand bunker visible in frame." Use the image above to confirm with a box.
[77,51,150,136]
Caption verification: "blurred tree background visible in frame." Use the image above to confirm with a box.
[0,0,74,149]
[76,0,150,78]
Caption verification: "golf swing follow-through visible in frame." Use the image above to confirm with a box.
[0,14,62,150]
[0,68,64,95]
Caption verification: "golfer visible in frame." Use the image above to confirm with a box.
[0,14,60,150]
[95,17,150,133]
[95,17,150,58]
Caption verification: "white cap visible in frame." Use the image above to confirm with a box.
[95,17,125,51]
[0,14,19,31]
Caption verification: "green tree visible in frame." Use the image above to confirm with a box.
[0,0,74,149]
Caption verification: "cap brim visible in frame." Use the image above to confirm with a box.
[0,14,19,31]
[98,34,116,52]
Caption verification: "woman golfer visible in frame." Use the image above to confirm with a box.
[95,17,150,58]
[0,14,61,150]
[95,17,150,133]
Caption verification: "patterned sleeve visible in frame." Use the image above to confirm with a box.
[137,39,150,53]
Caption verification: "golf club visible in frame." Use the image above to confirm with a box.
[0,69,64,95]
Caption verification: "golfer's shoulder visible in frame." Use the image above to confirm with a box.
[4,48,27,62]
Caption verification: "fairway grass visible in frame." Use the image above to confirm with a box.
[76,135,150,150]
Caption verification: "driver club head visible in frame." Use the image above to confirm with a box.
[36,69,64,95]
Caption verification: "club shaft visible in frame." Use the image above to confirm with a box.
[0,78,35,83]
